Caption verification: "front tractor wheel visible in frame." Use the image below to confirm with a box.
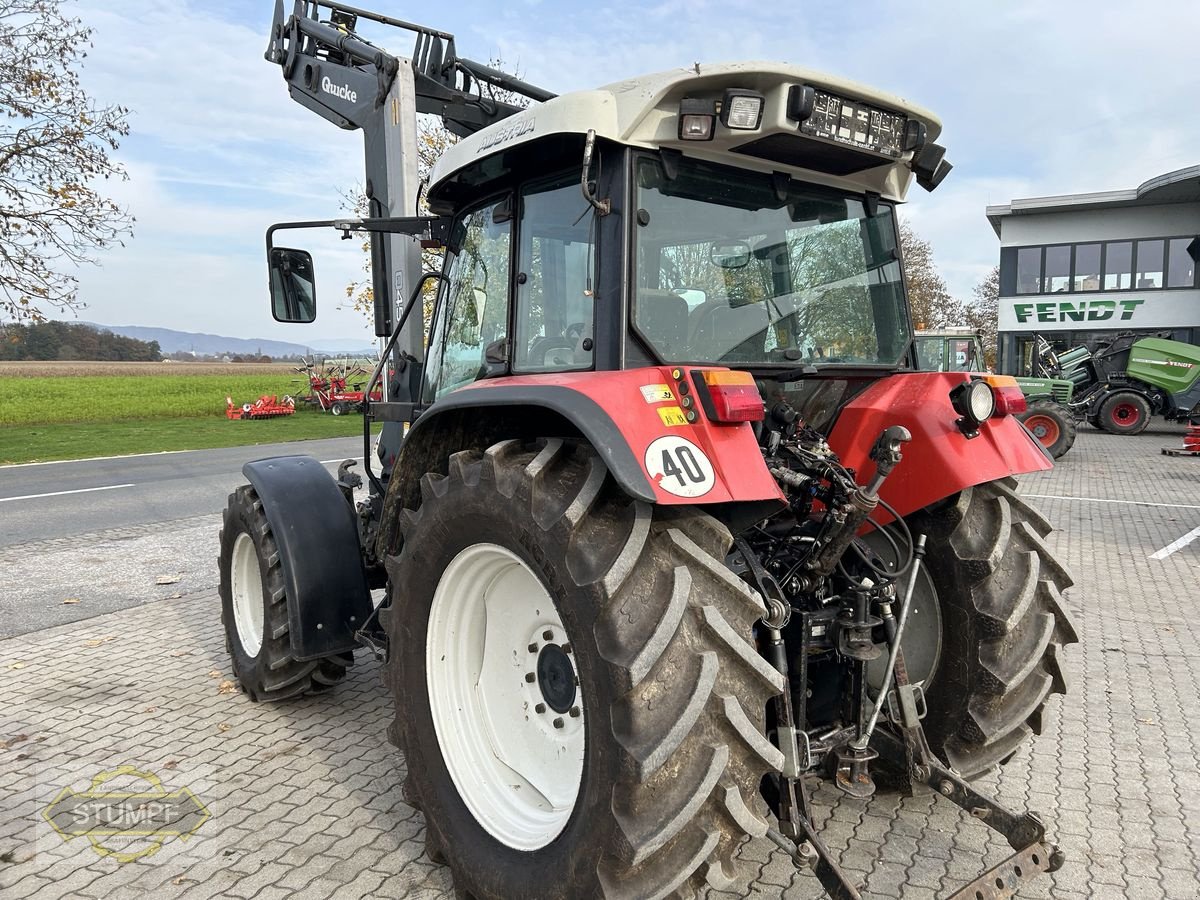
[1017,399,1077,459]
[218,486,351,701]
[383,439,785,900]
[912,479,1078,778]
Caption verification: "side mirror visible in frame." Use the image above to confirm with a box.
[269,247,317,323]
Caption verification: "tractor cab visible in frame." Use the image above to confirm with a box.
[417,65,944,398]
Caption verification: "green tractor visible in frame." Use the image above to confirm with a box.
[1032,333,1200,435]
[914,329,1078,458]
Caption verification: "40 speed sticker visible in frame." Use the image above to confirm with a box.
[644,435,715,498]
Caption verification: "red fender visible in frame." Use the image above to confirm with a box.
[461,367,784,506]
[826,372,1052,520]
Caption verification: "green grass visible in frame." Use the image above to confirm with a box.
[0,410,373,465]
[0,372,378,464]
[0,374,317,425]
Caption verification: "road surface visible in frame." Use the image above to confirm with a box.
[0,438,365,637]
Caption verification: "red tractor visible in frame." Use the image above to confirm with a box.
[218,5,1076,898]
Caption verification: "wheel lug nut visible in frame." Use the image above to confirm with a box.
[535,703,546,714]
[525,672,536,683]
[569,706,581,718]
[528,643,538,653]
[553,717,564,729]
[562,643,572,655]
[542,630,553,641]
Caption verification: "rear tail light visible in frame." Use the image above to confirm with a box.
[983,375,1026,416]
[697,370,765,422]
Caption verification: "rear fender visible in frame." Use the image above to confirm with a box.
[827,372,1053,521]
[377,368,784,557]
[243,456,372,660]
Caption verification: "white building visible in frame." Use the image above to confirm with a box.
[986,166,1199,373]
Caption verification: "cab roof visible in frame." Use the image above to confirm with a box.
[427,62,942,207]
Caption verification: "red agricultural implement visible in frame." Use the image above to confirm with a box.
[295,358,383,415]
[1162,421,1200,457]
[225,395,295,420]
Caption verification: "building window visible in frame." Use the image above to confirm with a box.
[1167,238,1196,288]
[1073,243,1101,291]
[1103,241,1132,290]
[1045,245,1071,293]
[1135,239,1165,289]
[1016,247,1042,295]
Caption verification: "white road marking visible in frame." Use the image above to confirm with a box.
[0,483,136,503]
[1025,493,1200,511]
[1150,525,1200,560]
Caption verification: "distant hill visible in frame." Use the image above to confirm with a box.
[80,323,377,358]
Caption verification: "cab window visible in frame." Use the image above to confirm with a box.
[513,177,596,372]
[422,198,512,402]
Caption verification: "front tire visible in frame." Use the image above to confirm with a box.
[912,478,1077,778]
[218,485,351,701]
[382,439,784,899]
[1018,400,1077,459]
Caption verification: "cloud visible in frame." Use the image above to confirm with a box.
[65,0,1199,341]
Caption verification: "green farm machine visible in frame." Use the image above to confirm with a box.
[1032,333,1200,435]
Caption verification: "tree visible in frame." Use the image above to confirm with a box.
[964,265,1000,369]
[0,0,132,323]
[899,220,963,330]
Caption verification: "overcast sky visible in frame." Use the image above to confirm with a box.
[67,0,1199,343]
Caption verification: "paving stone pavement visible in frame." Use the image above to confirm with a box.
[2,425,1198,899]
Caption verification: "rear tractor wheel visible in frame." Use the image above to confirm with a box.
[908,478,1078,777]
[1017,400,1077,459]
[382,439,785,899]
[218,486,352,700]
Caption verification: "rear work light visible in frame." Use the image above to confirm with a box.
[678,98,716,141]
[720,89,764,130]
[982,375,1027,416]
[695,370,765,422]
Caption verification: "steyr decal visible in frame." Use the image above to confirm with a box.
[657,406,688,427]
[639,383,675,403]
[644,436,715,498]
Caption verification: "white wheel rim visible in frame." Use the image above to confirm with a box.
[230,532,265,657]
[427,543,584,850]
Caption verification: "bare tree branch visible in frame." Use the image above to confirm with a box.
[0,0,133,323]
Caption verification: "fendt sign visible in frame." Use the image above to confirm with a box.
[1000,290,1200,332]
[1012,298,1144,324]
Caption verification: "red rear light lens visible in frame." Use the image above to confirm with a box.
[698,370,765,422]
[983,375,1027,416]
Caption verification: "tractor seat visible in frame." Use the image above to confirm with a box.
[636,289,689,358]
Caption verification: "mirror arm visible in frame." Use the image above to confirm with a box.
[266,216,452,253]
[362,270,449,497]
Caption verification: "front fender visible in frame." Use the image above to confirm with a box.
[242,456,372,660]
[827,372,1053,520]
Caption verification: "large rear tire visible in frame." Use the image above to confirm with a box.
[382,439,784,899]
[912,478,1077,778]
[1017,399,1077,459]
[1098,391,1151,435]
[218,485,352,701]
